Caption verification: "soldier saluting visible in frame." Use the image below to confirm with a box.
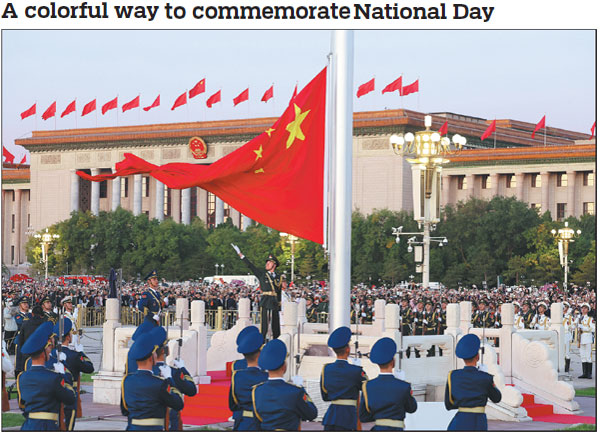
[233,244,283,339]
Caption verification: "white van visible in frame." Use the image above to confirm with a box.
[202,275,260,287]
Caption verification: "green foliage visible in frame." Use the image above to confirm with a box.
[575,387,596,397]
[2,412,25,428]
[556,424,596,431]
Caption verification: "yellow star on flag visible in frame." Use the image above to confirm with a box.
[285,104,310,149]
[254,168,264,174]
[265,128,275,137]
[253,145,263,161]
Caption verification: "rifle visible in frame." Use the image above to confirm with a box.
[57,309,66,431]
[178,311,184,360]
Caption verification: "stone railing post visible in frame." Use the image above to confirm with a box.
[174,298,190,330]
[373,299,386,333]
[550,302,565,372]
[281,301,298,336]
[384,303,401,369]
[216,306,223,330]
[500,303,515,378]
[237,298,252,328]
[297,298,307,325]
[190,300,208,378]
[102,299,121,372]
[459,301,473,335]
[445,303,461,337]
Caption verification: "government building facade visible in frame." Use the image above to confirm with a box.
[2,109,595,273]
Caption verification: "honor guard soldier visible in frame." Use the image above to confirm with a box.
[562,302,574,373]
[51,317,94,431]
[251,339,317,430]
[138,270,164,325]
[41,296,59,324]
[17,321,76,430]
[61,296,80,348]
[126,318,158,374]
[121,330,185,431]
[522,301,536,329]
[234,244,283,339]
[229,328,268,431]
[14,296,32,330]
[14,297,32,378]
[513,302,524,329]
[306,298,318,323]
[472,300,492,328]
[533,303,550,330]
[15,305,46,378]
[359,337,418,430]
[320,326,368,431]
[399,297,413,357]
[423,300,438,357]
[232,326,261,372]
[444,334,502,430]
[578,303,594,379]
[438,299,448,334]
[150,327,197,431]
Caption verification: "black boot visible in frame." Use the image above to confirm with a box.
[565,358,570,373]
[578,362,587,379]
[586,362,593,379]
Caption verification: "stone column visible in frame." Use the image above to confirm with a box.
[175,298,190,330]
[154,180,164,222]
[172,189,181,223]
[550,302,565,372]
[444,303,461,337]
[215,197,225,226]
[111,176,120,211]
[516,173,526,202]
[181,188,191,225]
[384,304,401,368]
[490,173,500,197]
[281,301,298,336]
[132,174,142,216]
[467,174,476,198]
[441,175,452,208]
[459,301,473,335]
[566,171,576,218]
[242,216,254,230]
[230,208,241,229]
[297,298,307,325]
[14,190,22,264]
[197,189,208,225]
[90,168,100,216]
[500,303,515,377]
[190,300,209,379]
[70,169,80,213]
[101,299,121,372]
[541,172,550,216]
[237,298,252,328]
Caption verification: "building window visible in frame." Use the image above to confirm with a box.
[142,176,150,197]
[583,172,594,186]
[531,173,541,188]
[557,172,567,187]
[11,191,15,201]
[99,180,108,198]
[11,246,15,264]
[27,214,30,227]
[457,176,467,190]
[481,175,491,190]
[164,188,172,217]
[583,202,595,215]
[11,214,15,232]
[207,192,216,227]
[121,177,129,198]
[144,210,149,217]
[506,175,516,189]
[531,203,541,213]
[556,203,566,220]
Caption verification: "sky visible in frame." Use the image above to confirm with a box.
[1,30,596,161]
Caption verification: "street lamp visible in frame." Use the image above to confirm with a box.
[551,221,581,291]
[390,115,465,287]
[280,232,299,283]
[34,228,60,280]
[220,263,225,274]
[215,263,219,275]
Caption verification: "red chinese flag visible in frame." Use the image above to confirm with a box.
[61,100,76,118]
[20,103,36,120]
[357,78,375,98]
[77,67,328,244]
[41,101,56,120]
[531,115,546,138]
[2,146,15,164]
[171,92,187,110]
[19,154,27,165]
[206,90,221,108]
[590,121,596,139]
[261,85,274,102]
[382,76,402,94]
[438,121,448,136]
[82,99,96,117]
[102,97,118,115]
[189,79,206,99]
[122,96,140,112]
[233,88,249,106]
[144,95,160,112]
[481,120,497,141]
[400,79,419,96]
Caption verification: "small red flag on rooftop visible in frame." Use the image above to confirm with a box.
[206,90,221,108]
[590,122,596,139]
[382,76,402,94]
[82,99,96,117]
[438,121,448,136]
[61,100,76,118]
[102,97,118,115]
[20,103,36,120]
[122,96,140,113]
[42,101,57,120]
[144,95,160,112]
[481,120,497,141]
[189,79,206,99]
[171,92,187,111]
[532,115,546,139]
[400,79,419,96]
[357,78,375,98]
[2,146,15,164]
[233,88,249,106]
[261,85,274,103]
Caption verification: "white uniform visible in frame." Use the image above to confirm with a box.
[563,313,574,360]
[533,313,550,330]
[64,308,79,347]
[514,313,524,330]
[579,315,595,363]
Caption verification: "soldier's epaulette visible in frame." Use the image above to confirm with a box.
[286,381,304,389]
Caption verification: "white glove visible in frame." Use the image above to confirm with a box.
[478,364,488,373]
[291,375,304,386]
[172,359,185,369]
[75,344,84,353]
[423,319,428,325]
[349,357,362,367]
[393,369,406,381]
[53,362,65,374]
[159,365,172,379]
[361,313,366,317]
[153,313,160,322]
[231,243,243,258]
[58,352,67,362]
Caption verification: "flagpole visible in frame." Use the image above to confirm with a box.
[75,99,77,129]
[544,114,547,147]
[493,119,497,149]
[95,97,98,128]
[329,30,354,331]
[417,77,420,112]
[34,100,37,131]
[324,54,333,254]
[116,94,119,127]
[138,94,141,124]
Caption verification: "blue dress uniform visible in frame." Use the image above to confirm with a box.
[445,334,502,431]
[138,270,164,321]
[14,298,32,376]
[359,337,417,431]
[150,327,197,431]
[229,329,268,431]
[230,326,260,426]
[321,326,368,431]
[126,318,158,374]
[17,322,76,431]
[121,332,185,431]
[252,340,318,430]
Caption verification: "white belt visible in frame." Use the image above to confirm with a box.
[131,418,165,426]
[375,419,404,428]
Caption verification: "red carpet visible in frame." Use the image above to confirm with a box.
[180,370,233,426]
[520,393,596,425]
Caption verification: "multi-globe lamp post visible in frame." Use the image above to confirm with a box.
[34,228,60,280]
[389,115,466,288]
[551,221,581,291]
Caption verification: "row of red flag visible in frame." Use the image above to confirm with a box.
[2,146,26,165]
[481,116,596,141]
[356,76,419,98]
